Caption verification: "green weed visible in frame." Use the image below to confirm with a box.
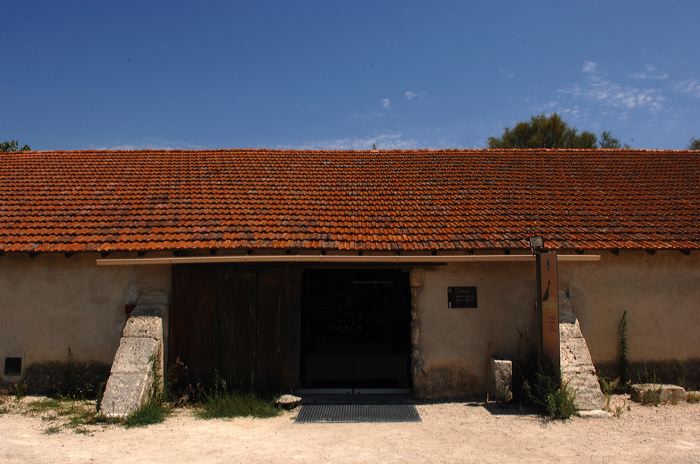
[545,382,577,420]
[613,402,626,418]
[599,377,620,411]
[22,397,120,432]
[197,392,280,419]
[27,398,62,413]
[124,401,170,428]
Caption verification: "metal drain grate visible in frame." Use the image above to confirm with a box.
[295,404,421,423]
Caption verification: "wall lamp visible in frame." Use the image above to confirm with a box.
[529,235,545,254]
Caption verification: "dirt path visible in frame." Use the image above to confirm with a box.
[1,397,699,463]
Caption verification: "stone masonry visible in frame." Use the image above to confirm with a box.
[100,290,168,418]
[559,290,605,411]
[630,384,688,403]
[488,359,513,402]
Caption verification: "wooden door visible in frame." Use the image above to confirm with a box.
[169,264,300,393]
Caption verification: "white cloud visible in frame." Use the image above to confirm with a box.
[561,62,666,113]
[629,64,669,80]
[379,98,391,109]
[582,61,598,74]
[404,89,427,100]
[672,79,700,97]
[290,133,419,150]
[547,103,581,118]
[90,138,205,150]
[536,101,586,122]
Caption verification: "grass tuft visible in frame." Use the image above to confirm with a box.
[27,398,63,413]
[124,401,170,428]
[686,392,700,404]
[197,392,280,419]
[20,397,123,431]
[640,387,663,406]
[43,425,62,435]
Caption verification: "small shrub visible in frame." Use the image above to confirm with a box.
[519,358,577,420]
[545,382,577,420]
[686,392,700,404]
[197,392,279,419]
[640,387,662,406]
[523,361,558,408]
[512,332,578,419]
[124,401,170,428]
[44,426,61,435]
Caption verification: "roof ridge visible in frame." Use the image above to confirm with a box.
[11,148,700,155]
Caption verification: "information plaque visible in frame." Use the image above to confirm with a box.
[448,287,477,308]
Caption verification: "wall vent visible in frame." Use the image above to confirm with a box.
[3,357,22,376]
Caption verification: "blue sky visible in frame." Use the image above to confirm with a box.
[2,1,699,150]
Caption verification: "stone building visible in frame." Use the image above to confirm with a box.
[1,149,698,406]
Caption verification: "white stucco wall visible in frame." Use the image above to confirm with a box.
[411,260,536,397]
[412,251,700,398]
[0,253,170,382]
[2,251,697,394]
[559,251,700,365]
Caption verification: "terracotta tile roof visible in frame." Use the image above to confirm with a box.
[0,149,698,253]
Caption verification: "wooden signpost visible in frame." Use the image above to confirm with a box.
[537,251,560,371]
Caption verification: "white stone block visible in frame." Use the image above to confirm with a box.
[109,337,159,374]
[488,359,512,402]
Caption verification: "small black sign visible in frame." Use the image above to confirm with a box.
[448,287,477,308]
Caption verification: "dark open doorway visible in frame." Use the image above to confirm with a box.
[300,269,412,390]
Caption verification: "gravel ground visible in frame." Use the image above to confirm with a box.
[0,395,698,464]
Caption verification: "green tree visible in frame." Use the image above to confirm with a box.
[487,114,624,149]
[689,138,700,150]
[598,131,620,148]
[0,140,31,152]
